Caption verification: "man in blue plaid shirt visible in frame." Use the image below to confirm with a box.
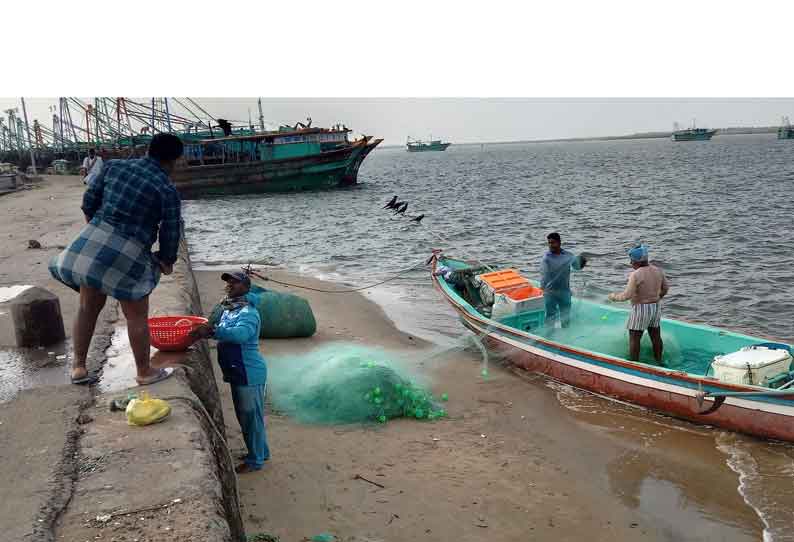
[50,134,184,385]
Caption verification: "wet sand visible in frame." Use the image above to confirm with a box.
[195,269,786,542]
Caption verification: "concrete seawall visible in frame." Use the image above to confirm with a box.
[0,175,244,541]
[54,233,245,541]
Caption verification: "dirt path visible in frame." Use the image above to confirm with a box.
[196,270,761,542]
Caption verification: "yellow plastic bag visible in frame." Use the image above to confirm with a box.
[125,391,171,426]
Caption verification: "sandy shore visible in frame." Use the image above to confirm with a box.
[195,269,764,542]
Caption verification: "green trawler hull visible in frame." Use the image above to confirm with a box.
[672,128,716,141]
[171,128,382,199]
[407,142,451,152]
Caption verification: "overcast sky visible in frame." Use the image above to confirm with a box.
[2,98,793,146]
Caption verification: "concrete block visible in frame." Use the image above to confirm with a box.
[10,286,66,347]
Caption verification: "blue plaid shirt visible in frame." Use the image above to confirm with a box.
[82,157,182,265]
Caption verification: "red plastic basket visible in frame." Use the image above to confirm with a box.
[148,315,208,352]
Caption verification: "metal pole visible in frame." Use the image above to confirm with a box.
[257,98,265,131]
[59,99,65,152]
[164,98,173,132]
[20,98,37,174]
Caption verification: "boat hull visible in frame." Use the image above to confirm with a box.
[777,127,794,139]
[432,264,794,442]
[171,139,382,199]
[672,130,716,141]
[407,143,451,152]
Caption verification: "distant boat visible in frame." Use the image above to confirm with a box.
[778,116,794,139]
[406,136,451,152]
[672,121,716,141]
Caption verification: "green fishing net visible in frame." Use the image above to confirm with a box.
[268,343,448,424]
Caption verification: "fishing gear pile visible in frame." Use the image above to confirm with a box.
[209,284,316,338]
[268,343,448,424]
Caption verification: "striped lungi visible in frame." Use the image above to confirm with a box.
[627,302,661,331]
[49,220,161,301]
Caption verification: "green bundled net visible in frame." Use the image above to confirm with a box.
[268,343,447,424]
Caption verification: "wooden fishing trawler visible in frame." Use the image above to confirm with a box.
[170,124,382,198]
[431,252,794,442]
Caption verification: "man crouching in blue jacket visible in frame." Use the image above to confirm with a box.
[191,272,270,474]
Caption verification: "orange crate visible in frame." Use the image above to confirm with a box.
[505,284,544,301]
[479,269,530,293]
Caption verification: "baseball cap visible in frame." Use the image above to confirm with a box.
[220,271,251,286]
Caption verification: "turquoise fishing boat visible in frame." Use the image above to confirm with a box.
[431,253,794,442]
[672,121,716,141]
[778,117,794,139]
[406,137,451,152]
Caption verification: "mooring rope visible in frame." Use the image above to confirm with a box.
[245,257,428,294]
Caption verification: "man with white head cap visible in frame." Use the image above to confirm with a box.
[608,244,669,363]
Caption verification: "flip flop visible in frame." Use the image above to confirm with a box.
[71,373,98,385]
[135,367,174,386]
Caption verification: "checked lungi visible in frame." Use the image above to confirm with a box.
[49,220,161,301]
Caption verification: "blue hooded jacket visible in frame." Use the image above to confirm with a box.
[540,249,583,293]
[214,292,267,386]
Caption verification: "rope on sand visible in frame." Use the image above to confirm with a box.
[244,257,428,294]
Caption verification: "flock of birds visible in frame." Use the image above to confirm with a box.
[383,195,424,223]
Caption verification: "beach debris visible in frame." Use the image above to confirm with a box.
[110,393,136,412]
[247,534,280,542]
[353,474,385,489]
[27,240,41,249]
[95,514,112,523]
[125,391,171,426]
[76,413,93,425]
[309,533,336,542]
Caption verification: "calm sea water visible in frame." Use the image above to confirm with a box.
[184,134,794,343]
[184,133,794,541]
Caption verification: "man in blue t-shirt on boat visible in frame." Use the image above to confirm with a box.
[540,232,586,328]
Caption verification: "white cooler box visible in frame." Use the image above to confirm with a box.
[712,346,793,386]
[491,291,545,319]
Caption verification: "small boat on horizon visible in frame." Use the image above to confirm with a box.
[406,136,451,152]
[778,116,794,139]
[431,253,794,443]
[672,121,717,141]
